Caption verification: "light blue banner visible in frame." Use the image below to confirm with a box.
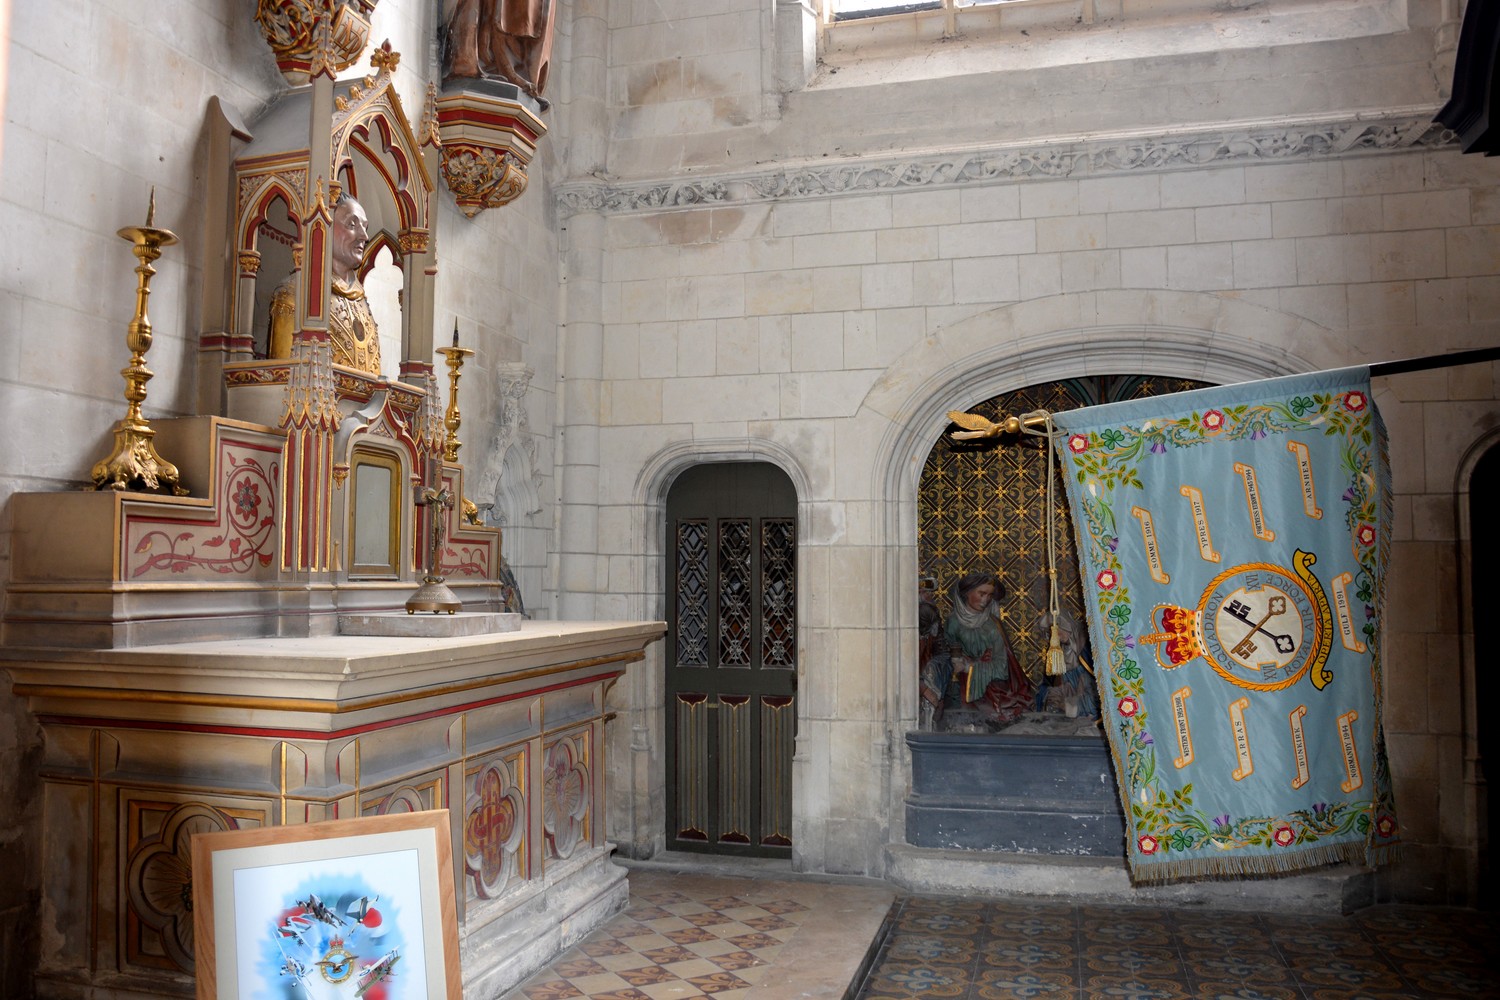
[1052,368,1398,882]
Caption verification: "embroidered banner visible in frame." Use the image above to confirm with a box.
[1051,368,1399,882]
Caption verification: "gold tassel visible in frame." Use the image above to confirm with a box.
[1046,622,1067,676]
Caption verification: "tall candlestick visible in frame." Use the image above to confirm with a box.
[435,332,475,463]
[91,190,187,495]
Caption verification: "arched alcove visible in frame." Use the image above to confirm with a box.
[859,292,1328,866]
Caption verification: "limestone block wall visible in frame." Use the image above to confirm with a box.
[572,140,1500,895]
[563,0,1491,902]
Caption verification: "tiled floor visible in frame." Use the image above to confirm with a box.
[510,866,895,1000]
[509,866,1500,1000]
[504,863,1500,1000]
[857,895,1500,1000]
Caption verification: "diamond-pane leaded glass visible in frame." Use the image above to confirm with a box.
[677,519,709,666]
[719,519,752,666]
[761,518,796,668]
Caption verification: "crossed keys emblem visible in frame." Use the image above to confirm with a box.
[1225,596,1297,658]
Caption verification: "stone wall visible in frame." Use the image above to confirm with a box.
[574,0,1498,900]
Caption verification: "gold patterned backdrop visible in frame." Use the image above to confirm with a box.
[919,375,1210,684]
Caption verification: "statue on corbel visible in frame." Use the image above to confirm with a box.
[435,0,553,217]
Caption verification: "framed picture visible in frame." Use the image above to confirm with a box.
[191,810,462,1000]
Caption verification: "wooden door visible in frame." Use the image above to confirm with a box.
[665,463,797,855]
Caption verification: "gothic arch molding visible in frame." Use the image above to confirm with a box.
[854,290,1331,847]
[614,439,814,859]
[1450,423,1500,903]
[632,439,814,622]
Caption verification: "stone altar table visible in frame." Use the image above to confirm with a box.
[3,619,664,1000]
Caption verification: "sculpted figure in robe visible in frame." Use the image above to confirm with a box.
[269,193,382,376]
[945,572,1034,725]
[441,0,556,101]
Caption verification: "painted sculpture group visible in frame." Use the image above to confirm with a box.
[918,573,1099,732]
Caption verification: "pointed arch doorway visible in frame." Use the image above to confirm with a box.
[664,462,797,856]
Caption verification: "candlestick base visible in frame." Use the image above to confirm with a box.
[405,578,461,614]
[91,420,188,495]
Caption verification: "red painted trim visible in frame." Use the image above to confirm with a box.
[436,108,541,144]
[307,228,326,318]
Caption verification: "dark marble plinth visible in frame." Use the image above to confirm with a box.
[905,729,1126,856]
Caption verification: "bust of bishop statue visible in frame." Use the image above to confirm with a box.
[269,193,382,377]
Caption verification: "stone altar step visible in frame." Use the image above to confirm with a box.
[885,843,1374,914]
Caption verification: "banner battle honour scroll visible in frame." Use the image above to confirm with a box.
[1052,367,1399,882]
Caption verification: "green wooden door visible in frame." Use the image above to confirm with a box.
[665,463,797,856]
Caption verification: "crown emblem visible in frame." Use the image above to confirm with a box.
[1140,604,1203,668]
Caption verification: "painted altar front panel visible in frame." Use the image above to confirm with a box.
[7,621,663,1000]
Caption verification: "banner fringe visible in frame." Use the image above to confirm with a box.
[1130,841,1374,886]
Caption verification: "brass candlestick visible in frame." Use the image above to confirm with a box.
[92,189,187,495]
[436,322,475,462]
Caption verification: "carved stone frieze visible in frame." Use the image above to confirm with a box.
[557,114,1456,217]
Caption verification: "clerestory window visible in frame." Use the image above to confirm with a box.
[829,0,1002,18]
[817,0,1407,80]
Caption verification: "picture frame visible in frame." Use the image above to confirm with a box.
[191,810,462,1000]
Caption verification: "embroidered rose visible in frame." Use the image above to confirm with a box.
[1355,523,1377,546]
[1273,825,1296,847]
[1201,409,1225,432]
[1117,696,1139,718]
[1137,834,1158,855]
[1096,570,1118,590]
[1068,434,1089,454]
[1376,814,1398,839]
[1342,391,1367,412]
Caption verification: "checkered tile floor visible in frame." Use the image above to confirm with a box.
[509,868,894,1000]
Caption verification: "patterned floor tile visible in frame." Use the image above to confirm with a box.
[758,899,810,915]
[724,931,782,950]
[553,957,609,979]
[863,962,972,998]
[617,966,680,987]
[708,950,765,971]
[1179,950,1293,983]
[1082,944,1184,977]
[663,927,719,945]
[685,971,751,994]
[973,966,1078,998]
[506,871,1500,1000]
[569,973,632,995]
[522,979,585,1000]
[580,938,635,958]
[639,945,702,966]
[977,937,1077,971]
[1082,972,1193,999]
[1192,984,1302,1000]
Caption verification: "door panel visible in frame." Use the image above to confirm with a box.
[666,463,796,856]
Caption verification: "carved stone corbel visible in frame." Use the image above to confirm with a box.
[436,83,547,217]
